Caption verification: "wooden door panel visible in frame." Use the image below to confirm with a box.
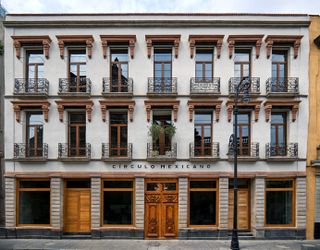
[228,189,250,230]
[65,191,79,232]
[162,203,177,237]
[145,203,161,238]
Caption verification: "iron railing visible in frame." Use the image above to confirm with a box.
[266,77,299,94]
[58,143,91,159]
[14,143,48,160]
[14,78,49,95]
[228,77,260,95]
[190,77,220,95]
[228,142,259,159]
[147,77,177,95]
[102,77,133,94]
[266,143,298,158]
[189,142,219,159]
[147,143,177,160]
[59,77,91,94]
[102,143,132,160]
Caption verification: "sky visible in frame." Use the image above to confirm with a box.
[1,0,320,14]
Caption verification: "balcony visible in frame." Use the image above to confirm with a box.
[189,142,220,162]
[101,143,132,162]
[266,143,298,161]
[266,77,299,97]
[58,77,91,97]
[147,77,177,97]
[13,143,48,162]
[228,142,260,161]
[102,77,133,98]
[14,78,49,97]
[228,77,260,97]
[147,143,177,162]
[190,77,220,97]
[58,143,91,162]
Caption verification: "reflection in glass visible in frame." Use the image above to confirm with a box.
[190,191,216,225]
[266,191,293,225]
[110,49,129,92]
[69,49,87,92]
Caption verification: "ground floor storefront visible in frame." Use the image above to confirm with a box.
[2,174,306,239]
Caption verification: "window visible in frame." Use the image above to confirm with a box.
[265,179,295,226]
[17,180,50,225]
[271,112,287,156]
[189,180,217,226]
[110,48,129,92]
[237,112,251,156]
[69,49,87,92]
[154,48,172,92]
[194,112,212,156]
[109,112,128,157]
[26,112,44,157]
[103,180,134,225]
[152,112,172,155]
[234,49,251,78]
[195,49,213,81]
[26,50,44,92]
[68,112,86,157]
[271,50,288,92]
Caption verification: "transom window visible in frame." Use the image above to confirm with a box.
[69,48,87,92]
[234,49,251,78]
[194,112,213,156]
[195,48,213,81]
[110,48,129,92]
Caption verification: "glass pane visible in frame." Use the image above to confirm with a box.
[154,50,172,61]
[271,113,286,124]
[194,113,212,124]
[79,64,86,77]
[28,51,44,64]
[103,191,132,224]
[37,65,44,78]
[163,183,176,191]
[266,191,293,225]
[234,64,241,78]
[272,64,277,78]
[111,50,128,62]
[19,191,50,224]
[272,51,286,62]
[190,191,216,225]
[190,181,216,189]
[20,181,50,188]
[110,113,127,124]
[271,125,276,145]
[28,65,35,78]
[70,49,86,63]
[110,127,118,147]
[69,127,77,147]
[229,179,249,189]
[204,127,211,145]
[104,181,133,189]
[27,113,43,125]
[69,113,86,124]
[195,51,213,62]
[266,180,293,189]
[27,127,35,148]
[243,64,250,78]
[234,51,250,62]
[66,180,91,188]
[238,113,249,124]
[79,126,86,147]
[147,183,161,191]
[121,64,128,79]
[120,126,127,147]
[194,126,202,146]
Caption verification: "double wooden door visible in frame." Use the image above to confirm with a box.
[144,179,178,239]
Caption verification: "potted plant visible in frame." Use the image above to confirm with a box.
[164,123,176,156]
[149,124,162,156]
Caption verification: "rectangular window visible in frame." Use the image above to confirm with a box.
[69,48,87,92]
[153,48,172,92]
[152,113,172,156]
[17,180,50,225]
[194,112,212,156]
[26,50,44,92]
[265,179,295,226]
[189,179,217,226]
[109,112,128,157]
[68,112,86,157]
[110,48,129,92]
[271,50,288,92]
[195,48,213,81]
[234,49,251,78]
[103,180,134,225]
[237,112,251,156]
[26,112,44,157]
[271,112,287,156]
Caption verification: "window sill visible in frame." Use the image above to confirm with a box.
[16,225,52,229]
[100,226,137,230]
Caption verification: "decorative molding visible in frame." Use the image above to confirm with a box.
[99,100,136,122]
[144,100,180,122]
[227,35,264,59]
[56,35,94,59]
[265,35,303,59]
[145,35,181,58]
[187,100,223,122]
[55,100,94,122]
[225,100,262,122]
[188,35,224,59]
[100,35,137,59]
[11,35,52,59]
[263,100,301,122]
[11,100,51,122]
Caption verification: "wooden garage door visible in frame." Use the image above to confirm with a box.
[228,189,250,230]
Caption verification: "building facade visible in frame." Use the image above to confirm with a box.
[2,13,309,239]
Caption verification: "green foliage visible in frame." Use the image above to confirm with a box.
[149,123,163,141]
[164,123,176,139]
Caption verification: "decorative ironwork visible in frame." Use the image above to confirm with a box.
[228,142,259,159]
[266,77,299,94]
[147,77,177,95]
[190,77,220,94]
[189,142,220,159]
[101,143,132,160]
[58,77,91,94]
[102,77,133,94]
[266,143,298,158]
[228,77,260,95]
[147,143,177,160]
[58,143,91,159]
[14,78,49,95]
[14,143,48,160]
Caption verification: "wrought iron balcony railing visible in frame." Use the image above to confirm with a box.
[147,77,177,95]
[58,77,91,95]
[228,142,259,161]
[102,143,132,161]
[228,77,260,95]
[58,143,91,160]
[266,143,298,160]
[266,77,299,96]
[190,77,220,96]
[189,142,220,161]
[102,77,133,96]
[14,78,49,96]
[14,143,48,161]
[147,143,177,162]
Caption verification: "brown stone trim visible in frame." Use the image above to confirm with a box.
[188,35,224,59]
[263,100,301,122]
[55,100,94,122]
[56,35,94,59]
[265,35,303,59]
[226,100,262,122]
[100,35,137,59]
[227,35,264,59]
[144,100,180,122]
[187,100,223,122]
[99,100,136,122]
[11,35,52,59]
[11,100,50,123]
[145,35,181,58]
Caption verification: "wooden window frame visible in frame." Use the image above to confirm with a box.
[68,112,86,157]
[153,47,173,91]
[195,48,214,81]
[26,111,44,157]
[237,112,251,156]
[188,178,219,228]
[234,48,252,78]
[109,48,129,92]
[16,179,51,227]
[271,48,289,90]
[25,49,44,83]
[109,112,128,157]
[152,113,172,156]
[265,178,296,227]
[270,112,287,156]
[101,178,135,227]
[194,111,213,157]
[68,48,87,92]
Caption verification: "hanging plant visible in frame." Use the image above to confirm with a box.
[149,123,163,142]
[164,123,176,139]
